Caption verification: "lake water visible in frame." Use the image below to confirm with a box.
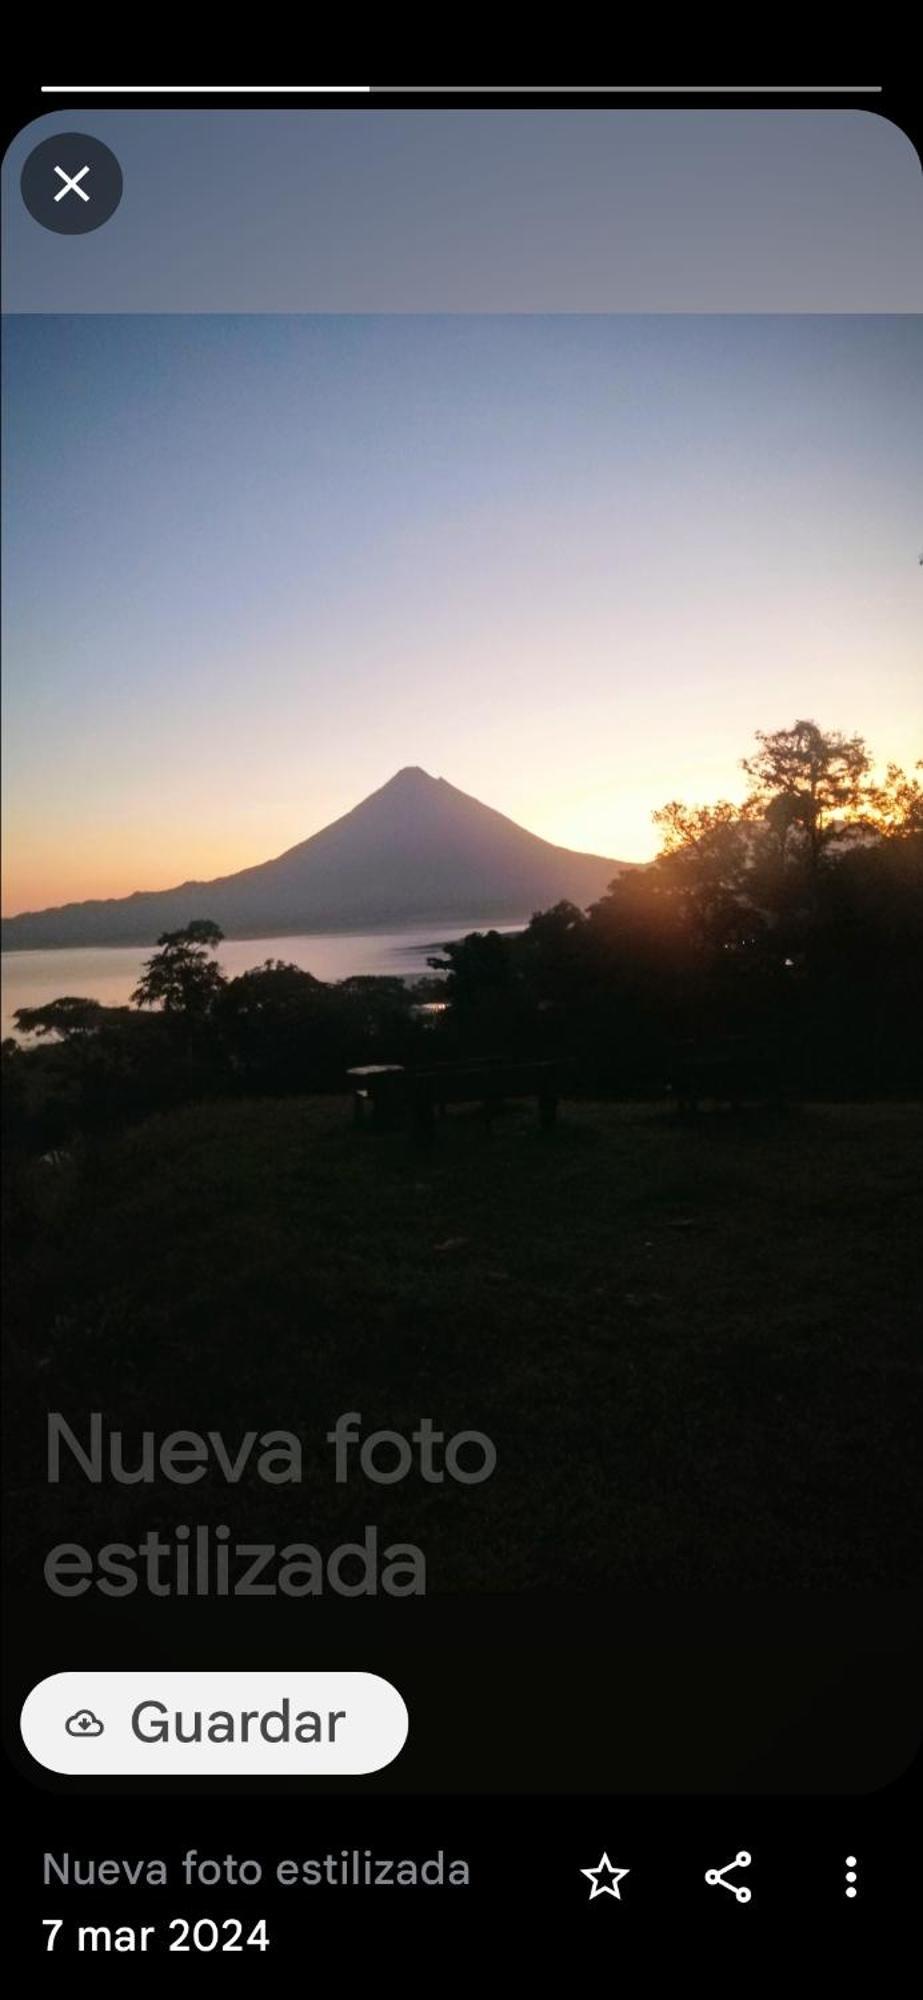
[1,921,528,1038]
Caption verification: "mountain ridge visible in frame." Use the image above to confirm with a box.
[2,768,629,950]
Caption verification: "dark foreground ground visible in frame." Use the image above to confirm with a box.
[5,1096,922,1589]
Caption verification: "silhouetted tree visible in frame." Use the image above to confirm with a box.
[216,960,325,1087]
[133,920,226,1020]
[428,929,517,1003]
[214,962,425,1092]
[13,997,107,1040]
[741,719,874,879]
[647,800,759,945]
[220,959,323,1021]
[868,760,923,837]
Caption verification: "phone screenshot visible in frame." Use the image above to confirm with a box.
[3,69,921,1951]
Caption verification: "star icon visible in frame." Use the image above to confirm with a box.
[581,1851,630,1901]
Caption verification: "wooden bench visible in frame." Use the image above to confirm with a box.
[412,1059,562,1137]
[347,1059,564,1137]
[669,1041,784,1114]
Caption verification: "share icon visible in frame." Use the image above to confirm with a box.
[705,1851,751,1904]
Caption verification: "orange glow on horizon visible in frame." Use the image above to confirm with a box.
[3,746,919,920]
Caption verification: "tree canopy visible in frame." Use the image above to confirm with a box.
[132,920,226,1019]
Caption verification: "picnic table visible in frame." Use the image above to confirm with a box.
[346,1059,564,1137]
[346,1065,408,1127]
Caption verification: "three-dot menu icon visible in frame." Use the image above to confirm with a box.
[845,1856,859,1899]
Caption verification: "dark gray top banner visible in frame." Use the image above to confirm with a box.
[4,109,922,312]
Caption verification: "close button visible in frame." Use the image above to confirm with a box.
[21,134,123,235]
[21,1671,408,1774]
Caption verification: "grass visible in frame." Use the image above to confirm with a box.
[6,1095,922,1589]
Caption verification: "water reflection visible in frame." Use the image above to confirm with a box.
[1,922,524,1037]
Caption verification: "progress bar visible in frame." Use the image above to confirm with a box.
[40,85,373,95]
[40,84,884,96]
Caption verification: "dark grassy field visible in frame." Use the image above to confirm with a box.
[6,1095,922,1590]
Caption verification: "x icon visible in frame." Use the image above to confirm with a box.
[54,164,91,204]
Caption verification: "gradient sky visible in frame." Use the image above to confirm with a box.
[3,313,921,914]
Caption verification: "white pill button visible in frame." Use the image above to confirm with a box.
[21,1672,408,1775]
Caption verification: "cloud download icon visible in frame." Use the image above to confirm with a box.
[65,1709,104,1738]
